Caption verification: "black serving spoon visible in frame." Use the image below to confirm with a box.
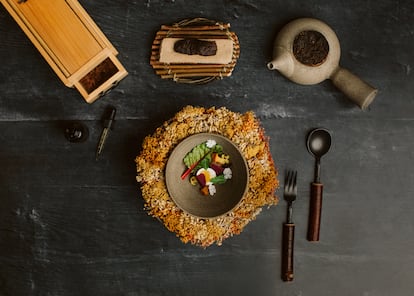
[306,128,332,241]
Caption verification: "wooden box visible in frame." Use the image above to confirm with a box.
[0,0,128,103]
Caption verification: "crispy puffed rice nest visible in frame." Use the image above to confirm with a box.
[135,106,279,247]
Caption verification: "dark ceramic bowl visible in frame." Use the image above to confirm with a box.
[165,133,249,218]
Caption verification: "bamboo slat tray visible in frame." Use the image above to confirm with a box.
[150,18,240,84]
[1,0,127,103]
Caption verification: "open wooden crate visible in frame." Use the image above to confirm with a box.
[1,0,127,103]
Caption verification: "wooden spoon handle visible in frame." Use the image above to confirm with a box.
[281,223,295,281]
[307,182,323,241]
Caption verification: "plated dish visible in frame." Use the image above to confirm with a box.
[135,105,279,247]
[165,133,249,218]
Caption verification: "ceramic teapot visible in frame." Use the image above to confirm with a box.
[267,18,377,109]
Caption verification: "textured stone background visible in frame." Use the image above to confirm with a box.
[0,1,413,295]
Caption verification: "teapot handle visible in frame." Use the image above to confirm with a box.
[330,66,378,109]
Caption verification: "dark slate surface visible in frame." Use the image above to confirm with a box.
[0,0,413,295]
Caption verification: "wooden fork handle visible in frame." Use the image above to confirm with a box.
[282,223,295,281]
[307,182,323,241]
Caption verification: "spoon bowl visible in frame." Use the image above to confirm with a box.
[307,128,332,160]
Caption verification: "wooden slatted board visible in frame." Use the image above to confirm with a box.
[150,18,240,84]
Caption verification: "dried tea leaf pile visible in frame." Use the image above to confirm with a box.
[293,30,329,66]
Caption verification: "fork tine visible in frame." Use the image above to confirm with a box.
[284,170,293,191]
[293,170,297,194]
[284,171,289,193]
[284,170,297,193]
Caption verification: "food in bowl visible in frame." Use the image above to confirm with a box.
[181,139,233,196]
[165,133,249,218]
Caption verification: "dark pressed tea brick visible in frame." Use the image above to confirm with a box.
[174,39,217,56]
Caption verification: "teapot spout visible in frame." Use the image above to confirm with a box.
[267,47,294,77]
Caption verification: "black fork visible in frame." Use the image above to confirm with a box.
[282,170,297,282]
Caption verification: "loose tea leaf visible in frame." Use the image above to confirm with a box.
[293,31,329,66]
[79,58,118,94]
[174,39,217,56]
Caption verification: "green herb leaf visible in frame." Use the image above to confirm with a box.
[212,144,223,153]
[198,156,211,170]
[183,142,210,168]
[210,174,227,184]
